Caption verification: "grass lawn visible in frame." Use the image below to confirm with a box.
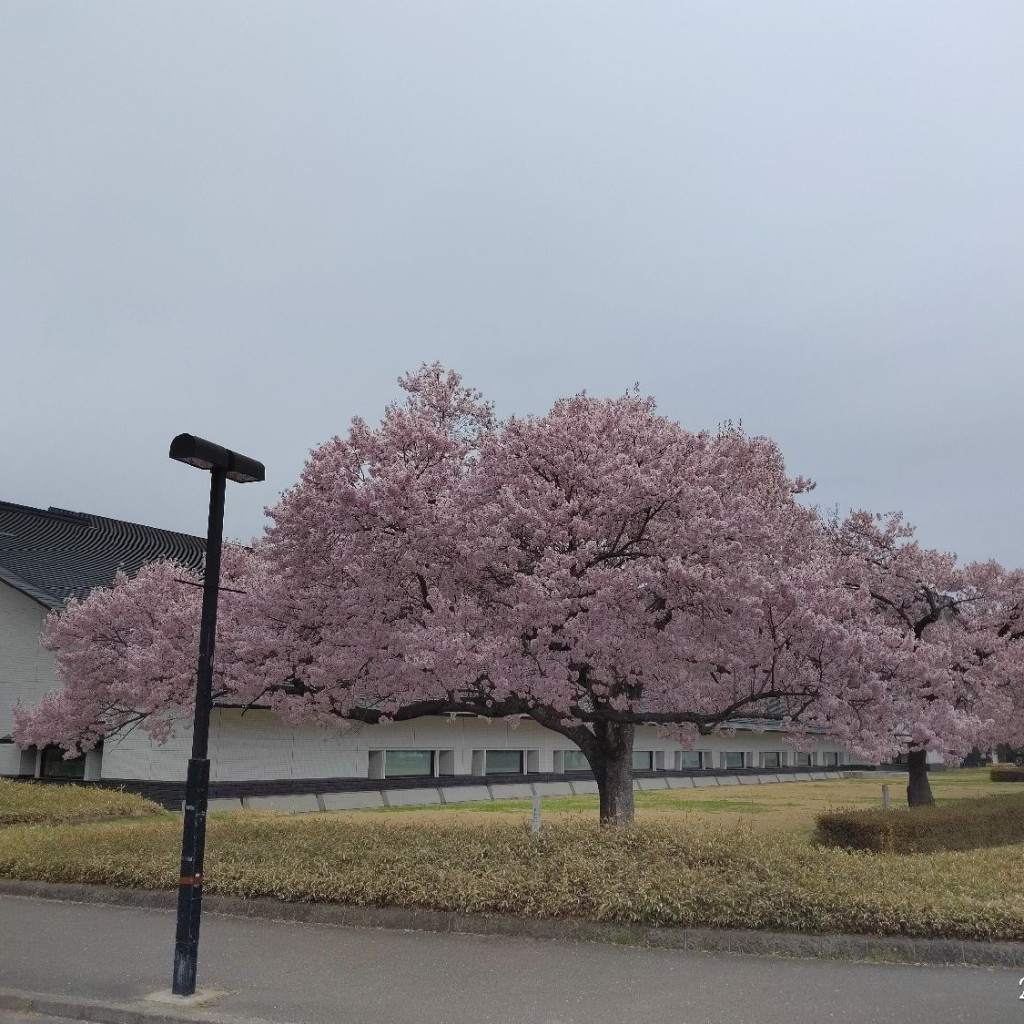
[0,769,1021,943]
[365,768,1021,838]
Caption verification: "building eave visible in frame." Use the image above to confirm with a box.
[0,565,62,611]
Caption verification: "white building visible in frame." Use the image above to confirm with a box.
[1,500,854,806]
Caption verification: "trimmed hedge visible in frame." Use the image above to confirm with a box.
[990,765,1024,783]
[0,779,163,826]
[814,794,1024,854]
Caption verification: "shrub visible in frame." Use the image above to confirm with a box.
[990,765,1024,783]
[0,779,164,826]
[1,814,1024,941]
[813,794,1024,854]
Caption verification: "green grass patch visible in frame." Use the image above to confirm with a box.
[0,779,164,827]
[363,769,1023,837]
[372,794,771,815]
[1,811,1022,942]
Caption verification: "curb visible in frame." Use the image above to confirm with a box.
[0,985,291,1024]
[2,878,1023,969]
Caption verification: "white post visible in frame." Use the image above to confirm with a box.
[530,793,542,834]
[882,784,890,811]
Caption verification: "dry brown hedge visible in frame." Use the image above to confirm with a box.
[0,779,164,826]
[813,793,1024,853]
[990,765,1024,783]
[2,813,1023,941]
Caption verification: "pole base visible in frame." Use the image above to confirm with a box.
[146,987,229,1008]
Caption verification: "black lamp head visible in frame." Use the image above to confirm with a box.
[169,434,265,484]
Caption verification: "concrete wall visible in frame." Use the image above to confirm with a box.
[0,581,59,775]
[98,707,852,783]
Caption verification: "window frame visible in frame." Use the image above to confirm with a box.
[39,745,87,780]
[383,749,436,779]
[562,750,590,773]
[484,749,524,775]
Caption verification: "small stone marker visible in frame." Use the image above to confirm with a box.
[882,784,890,811]
[530,793,542,834]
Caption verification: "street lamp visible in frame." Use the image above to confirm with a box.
[168,433,264,997]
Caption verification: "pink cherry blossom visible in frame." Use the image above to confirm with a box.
[825,510,1024,804]
[19,365,970,824]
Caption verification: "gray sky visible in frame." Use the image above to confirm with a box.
[3,2,1022,566]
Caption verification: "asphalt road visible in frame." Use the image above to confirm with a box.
[0,895,1021,1024]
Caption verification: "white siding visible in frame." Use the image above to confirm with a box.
[0,581,60,774]
[99,708,861,783]
[0,745,23,776]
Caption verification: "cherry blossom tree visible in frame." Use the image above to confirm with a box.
[13,548,262,756]
[826,511,1024,806]
[19,365,906,825]
[235,368,903,823]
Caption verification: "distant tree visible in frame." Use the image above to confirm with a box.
[826,511,1024,806]
[19,366,904,825]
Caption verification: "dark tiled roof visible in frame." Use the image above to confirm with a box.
[0,501,205,609]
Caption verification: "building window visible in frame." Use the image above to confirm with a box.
[794,752,812,767]
[485,750,524,774]
[633,751,654,771]
[384,750,435,778]
[723,752,745,769]
[822,752,840,766]
[40,746,86,780]
[762,752,781,768]
[678,751,702,769]
[563,750,590,772]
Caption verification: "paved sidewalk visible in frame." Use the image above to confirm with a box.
[0,895,1019,1024]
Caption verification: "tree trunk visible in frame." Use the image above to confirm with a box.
[906,748,934,808]
[588,722,636,826]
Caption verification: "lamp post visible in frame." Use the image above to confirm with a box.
[168,433,264,997]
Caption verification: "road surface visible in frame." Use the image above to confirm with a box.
[0,895,1019,1023]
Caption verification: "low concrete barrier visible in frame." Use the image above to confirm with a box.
[486,783,534,800]
[531,781,574,796]
[440,785,491,804]
[382,788,441,807]
[320,791,385,810]
[666,776,694,789]
[637,778,669,790]
[207,797,243,812]
[207,771,859,813]
[242,794,320,813]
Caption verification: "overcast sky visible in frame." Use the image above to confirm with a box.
[2,2,1022,566]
